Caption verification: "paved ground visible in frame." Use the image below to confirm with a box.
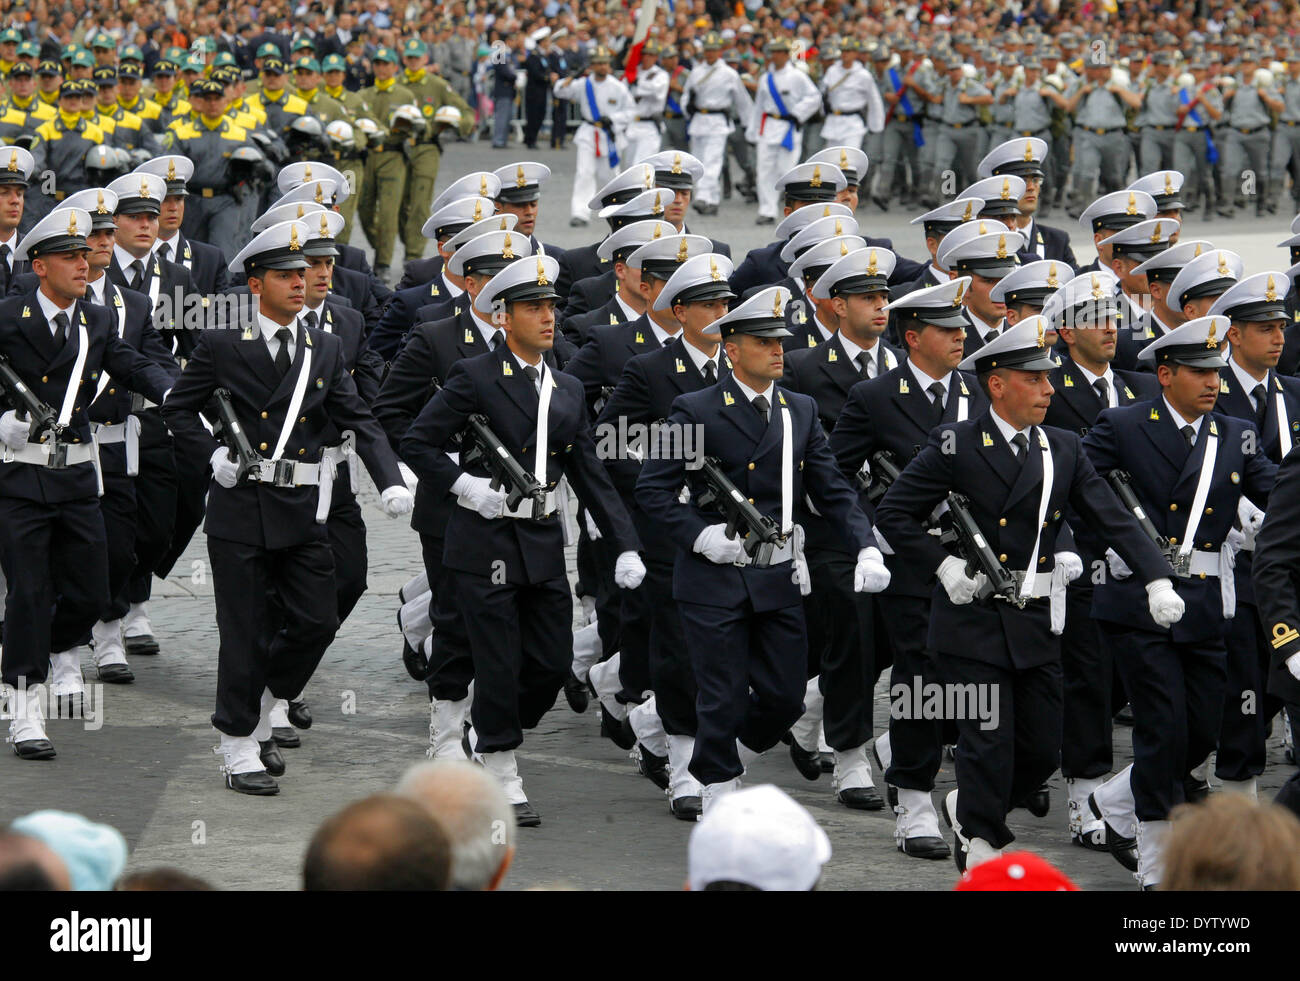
[2,140,1296,891]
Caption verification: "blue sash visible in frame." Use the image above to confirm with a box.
[667,95,682,114]
[1180,88,1218,164]
[889,67,924,147]
[764,72,796,150]
[586,77,619,166]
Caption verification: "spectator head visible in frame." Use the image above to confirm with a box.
[687,784,830,891]
[0,829,72,890]
[116,868,215,891]
[954,851,1078,891]
[302,794,452,891]
[1162,794,1300,890]
[396,760,516,890]
[9,811,126,891]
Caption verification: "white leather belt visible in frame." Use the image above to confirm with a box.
[3,440,97,469]
[92,417,142,476]
[250,459,321,487]
[1178,550,1220,578]
[732,535,798,567]
[458,489,559,520]
[995,571,1054,600]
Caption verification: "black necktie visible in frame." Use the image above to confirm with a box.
[523,364,540,390]
[52,311,68,348]
[753,394,770,423]
[129,259,144,291]
[303,310,318,331]
[1181,424,1196,449]
[985,326,999,342]
[490,330,505,350]
[1094,377,1110,407]
[84,287,95,303]
[856,350,874,380]
[1252,383,1268,428]
[1011,431,1029,461]
[703,359,717,383]
[157,242,170,264]
[928,381,946,422]
[274,327,293,376]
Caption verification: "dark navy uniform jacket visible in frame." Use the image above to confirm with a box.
[877,411,1171,669]
[562,316,663,416]
[400,343,640,585]
[1248,447,1300,705]
[637,374,876,613]
[1082,398,1274,642]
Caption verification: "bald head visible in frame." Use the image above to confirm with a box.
[396,760,516,890]
[0,830,72,890]
[302,794,451,891]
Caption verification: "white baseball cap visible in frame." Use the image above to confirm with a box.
[687,785,831,891]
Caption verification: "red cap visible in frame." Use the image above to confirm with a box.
[953,852,1079,891]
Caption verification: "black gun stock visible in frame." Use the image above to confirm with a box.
[0,352,62,445]
[1106,469,1188,576]
[866,449,902,502]
[694,455,785,566]
[946,491,1023,606]
[212,388,261,481]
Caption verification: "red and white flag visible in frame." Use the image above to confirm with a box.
[623,0,659,83]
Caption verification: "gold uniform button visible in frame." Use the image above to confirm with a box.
[999,553,1008,562]
[998,518,1006,526]
[748,498,755,504]
[298,448,305,456]
[1168,536,1177,545]
[748,462,756,470]
[1199,572,1207,580]
[108,388,115,395]
[299,416,306,424]
[1039,556,1047,563]
[259,442,268,451]
[41,375,47,383]
[1170,503,1178,511]
[261,411,268,419]
[1205,507,1213,515]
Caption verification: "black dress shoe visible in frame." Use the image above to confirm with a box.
[226,770,279,795]
[818,751,834,773]
[636,743,669,790]
[513,801,541,827]
[1017,784,1050,817]
[259,740,286,776]
[872,194,890,212]
[272,726,300,748]
[670,795,702,821]
[600,708,636,751]
[96,663,134,684]
[13,738,56,760]
[900,835,951,860]
[1072,826,1109,851]
[1183,775,1210,803]
[125,634,159,656]
[755,215,775,225]
[401,637,428,681]
[789,741,822,781]
[563,671,589,713]
[1089,793,1138,870]
[287,699,312,729]
[837,786,885,810]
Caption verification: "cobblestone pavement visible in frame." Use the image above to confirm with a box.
[0,141,1294,890]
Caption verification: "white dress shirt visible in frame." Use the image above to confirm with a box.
[683,337,722,378]
[1228,355,1268,412]
[36,289,76,338]
[1072,361,1120,408]
[907,358,953,405]
[257,314,297,363]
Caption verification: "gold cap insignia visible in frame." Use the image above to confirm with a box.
[66,212,77,236]
[810,165,823,188]
[313,182,323,204]
[166,159,176,181]
[840,238,849,256]
[867,249,878,275]
[676,238,689,262]
[962,200,973,221]
[1047,262,1059,287]
[1194,243,1203,257]
[1217,251,1228,276]
[1090,273,1103,299]
[471,200,483,222]
[1164,173,1173,194]
[479,175,488,196]
[498,217,509,229]
[1206,319,1217,348]
[320,213,330,237]
[536,255,549,285]
[1000,178,1011,200]
[6,150,17,173]
[1267,274,1278,303]
[710,257,721,281]
[954,281,965,305]
[304,164,312,180]
[834,219,843,236]
[652,224,663,239]
[773,291,783,317]
[978,220,988,234]
[839,148,848,169]
[95,190,106,214]
[295,204,305,218]
[288,225,300,251]
[516,164,526,188]
[1125,191,1137,215]
[1036,319,1045,348]
[653,192,664,215]
[1024,140,1034,162]
[502,232,514,259]
[643,166,653,188]
[140,178,152,199]
[996,234,1007,259]
[1151,222,1162,243]
[822,205,832,216]
[671,153,682,175]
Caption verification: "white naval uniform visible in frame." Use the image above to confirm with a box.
[747,62,823,218]
[625,64,670,164]
[819,61,885,150]
[683,57,754,207]
[553,73,636,221]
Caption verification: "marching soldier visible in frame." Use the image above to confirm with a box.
[777,221,867,349]
[1136,52,1180,174]
[91,67,161,165]
[553,46,634,227]
[926,51,993,203]
[321,53,373,239]
[1,60,55,127]
[1009,57,1069,215]
[245,57,310,140]
[1064,43,1142,214]
[1083,316,1273,888]
[147,58,192,129]
[874,40,927,212]
[1076,189,1157,275]
[160,220,413,795]
[938,226,1027,357]
[551,163,649,306]
[0,207,173,759]
[1272,52,1300,216]
[398,38,474,261]
[29,81,108,212]
[114,63,164,135]
[637,285,892,811]
[356,47,416,281]
[819,42,884,155]
[1165,248,1245,323]
[888,196,984,309]
[491,161,567,259]
[1128,237,1211,356]
[1040,272,1159,849]
[682,33,753,218]
[1174,59,1222,219]
[876,318,1181,871]
[132,155,230,295]
[625,40,669,164]
[1218,48,1283,218]
[748,38,822,226]
[0,147,35,297]
[400,253,644,825]
[594,251,736,818]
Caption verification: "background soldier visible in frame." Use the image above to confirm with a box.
[356,47,416,281]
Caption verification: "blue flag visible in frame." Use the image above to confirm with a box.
[585,77,619,167]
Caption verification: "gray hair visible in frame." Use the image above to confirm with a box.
[396,760,516,890]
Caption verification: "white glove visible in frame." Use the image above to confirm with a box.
[1237,496,1265,550]
[937,554,986,605]
[0,409,28,450]
[1146,578,1185,629]
[1105,547,1132,580]
[381,484,415,517]
[584,508,602,540]
[614,550,646,589]
[694,523,747,565]
[1288,652,1300,682]
[452,473,507,519]
[1055,550,1083,583]
[854,546,891,593]
[1226,526,1247,555]
[210,447,240,489]
[398,461,418,492]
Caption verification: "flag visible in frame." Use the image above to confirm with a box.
[623,0,659,83]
